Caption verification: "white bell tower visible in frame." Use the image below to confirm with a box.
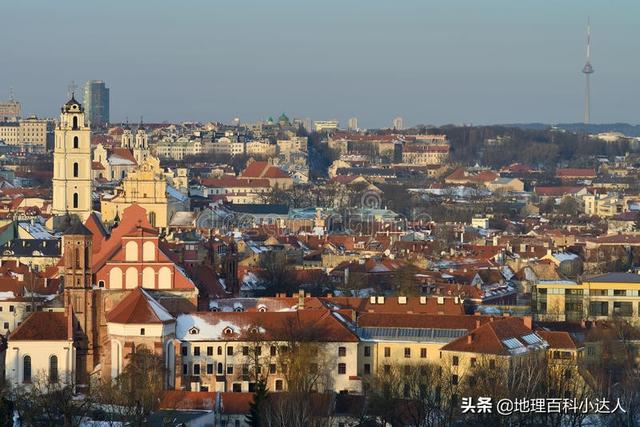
[52,95,93,221]
[133,122,150,164]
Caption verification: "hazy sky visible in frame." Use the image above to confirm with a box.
[1,1,638,127]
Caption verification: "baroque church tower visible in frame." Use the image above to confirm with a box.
[52,95,93,221]
[133,122,150,164]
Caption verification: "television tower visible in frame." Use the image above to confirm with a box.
[582,19,594,125]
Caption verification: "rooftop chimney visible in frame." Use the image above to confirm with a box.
[467,333,473,344]
[297,289,305,310]
[523,316,533,330]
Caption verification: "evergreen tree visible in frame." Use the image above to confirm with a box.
[246,378,269,427]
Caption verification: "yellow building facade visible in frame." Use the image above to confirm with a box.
[101,157,188,230]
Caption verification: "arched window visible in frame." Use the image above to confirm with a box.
[72,193,79,209]
[73,136,79,149]
[23,355,31,383]
[72,116,78,129]
[49,355,59,383]
[125,241,138,261]
[121,170,125,179]
[217,362,223,374]
[73,162,79,177]
[143,241,155,261]
[75,247,81,269]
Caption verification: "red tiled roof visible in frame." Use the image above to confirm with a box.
[106,288,174,324]
[110,147,137,164]
[537,330,581,349]
[159,390,216,410]
[262,167,290,178]
[440,317,535,355]
[534,186,585,196]
[9,311,71,341]
[445,168,498,184]
[321,296,464,315]
[219,392,253,414]
[555,168,596,178]
[200,177,270,188]
[92,162,105,170]
[356,313,490,330]
[180,310,358,342]
[240,161,269,178]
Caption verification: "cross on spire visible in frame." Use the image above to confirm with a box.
[68,81,77,99]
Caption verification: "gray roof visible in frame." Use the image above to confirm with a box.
[586,272,640,284]
[1,239,61,257]
[356,326,468,343]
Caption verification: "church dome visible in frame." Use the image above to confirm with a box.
[62,95,83,113]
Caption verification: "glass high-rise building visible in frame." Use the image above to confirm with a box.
[83,80,109,127]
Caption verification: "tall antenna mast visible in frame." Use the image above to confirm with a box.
[582,18,594,125]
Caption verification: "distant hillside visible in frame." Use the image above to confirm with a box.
[504,123,640,137]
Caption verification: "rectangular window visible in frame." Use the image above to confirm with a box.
[404,348,411,358]
[207,364,214,374]
[452,374,459,385]
[2,322,7,330]
[194,346,200,356]
[270,346,277,356]
[182,364,187,375]
[207,346,214,356]
[489,360,496,369]
[9,306,14,312]
[181,345,187,356]
[470,357,477,367]
[269,364,276,374]
[364,346,371,357]
[384,365,391,374]
[338,363,346,374]
[275,379,283,391]
[420,348,427,358]
[232,383,241,392]
[452,356,459,366]
[242,346,249,356]
[384,347,391,357]
[193,364,200,375]
[364,364,371,375]
[338,346,346,357]
[227,346,234,356]
[227,365,234,375]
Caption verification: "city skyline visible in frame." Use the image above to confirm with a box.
[1,1,639,127]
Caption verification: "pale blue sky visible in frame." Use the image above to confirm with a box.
[1,1,638,127]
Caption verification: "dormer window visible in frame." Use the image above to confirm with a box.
[223,327,234,335]
[188,327,199,335]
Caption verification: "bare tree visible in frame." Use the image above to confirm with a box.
[94,345,165,426]
[12,373,94,427]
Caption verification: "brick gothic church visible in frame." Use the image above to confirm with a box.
[59,205,198,387]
